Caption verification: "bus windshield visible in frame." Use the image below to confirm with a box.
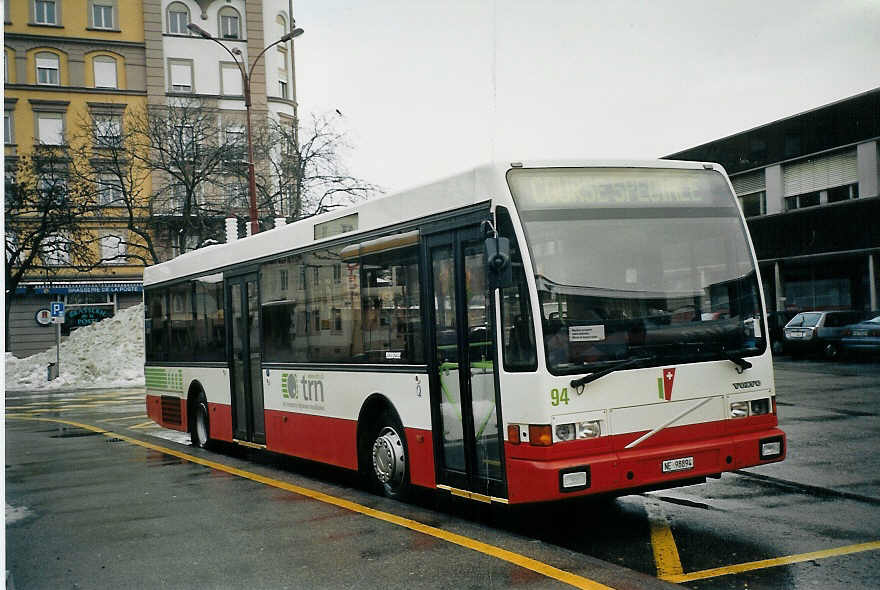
[507,167,766,375]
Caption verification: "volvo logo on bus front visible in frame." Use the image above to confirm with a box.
[732,380,762,390]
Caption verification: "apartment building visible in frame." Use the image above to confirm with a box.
[144,0,298,259]
[5,0,150,357]
[5,0,300,357]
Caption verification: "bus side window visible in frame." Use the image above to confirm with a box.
[169,283,194,358]
[358,245,423,364]
[194,274,225,361]
[145,287,169,362]
[496,206,537,371]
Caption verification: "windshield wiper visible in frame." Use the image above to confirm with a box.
[634,341,754,374]
[570,356,654,393]
[721,352,752,374]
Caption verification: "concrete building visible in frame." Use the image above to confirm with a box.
[5,0,301,357]
[667,88,880,316]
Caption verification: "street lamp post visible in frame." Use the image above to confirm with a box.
[187,22,303,235]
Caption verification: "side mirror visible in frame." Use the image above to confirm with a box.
[485,236,512,289]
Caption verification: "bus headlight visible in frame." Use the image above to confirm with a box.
[750,398,770,416]
[553,421,601,442]
[555,423,575,441]
[576,420,601,439]
[730,401,749,418]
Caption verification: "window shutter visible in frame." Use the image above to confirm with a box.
[170,63,191,87]
[96,117,120,138]
[222,65,242,95]
[36,56,58,70]
[38,115,63,144]
[101,233,127,261]
[94,59,117,88]
[731,170,766,196]
[783,150,858,196]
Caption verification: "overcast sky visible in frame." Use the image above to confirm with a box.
[293,0,880,194]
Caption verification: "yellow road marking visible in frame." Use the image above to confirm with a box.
[7,414,615,590]
[98,415,148,423]
[129,421,158,430]
[50,404,106,409]
[73,392,138,399]
[6,404,54,410]
[644,500,683,578]
[662,540,880,583]
[5,401,137,413]
[99,401,146,407]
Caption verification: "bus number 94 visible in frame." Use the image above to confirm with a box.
[550,388,570,406]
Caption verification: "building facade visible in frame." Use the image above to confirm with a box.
[667,88,880,316]
[5,0,150,357]
[5,0,301,357]
[144,0,299,259]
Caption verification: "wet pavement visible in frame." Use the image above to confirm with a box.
[5,357,880,589]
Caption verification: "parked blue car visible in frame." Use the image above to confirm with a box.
[840,315,880,356]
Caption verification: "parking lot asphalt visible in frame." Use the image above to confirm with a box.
[5,399,675,590]
[5,355,880,589]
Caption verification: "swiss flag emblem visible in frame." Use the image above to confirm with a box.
[662,368,676,401]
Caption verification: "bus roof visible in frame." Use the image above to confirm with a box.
[142,159,719,286]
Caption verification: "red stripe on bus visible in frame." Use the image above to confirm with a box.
[149,397,779,503]
[265,410,359,469]
[262,409,436,488]
[404,428,436,489]
[208,403,234,442]
[506,414,779,460]
[145,394,187,432]
[505,423,785,503]
[148,399,436,488]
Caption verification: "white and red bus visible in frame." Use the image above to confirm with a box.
[143,160,785,504]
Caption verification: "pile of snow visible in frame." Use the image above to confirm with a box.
[6,503,33,525]
[5,303,145,391]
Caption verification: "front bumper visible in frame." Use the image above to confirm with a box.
[505,424,786,504]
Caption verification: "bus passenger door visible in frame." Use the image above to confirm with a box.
[427,226,506,501]
[226,273,266,445]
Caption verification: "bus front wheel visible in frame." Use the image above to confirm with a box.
[368,412,410,499]
[191,394,211,449]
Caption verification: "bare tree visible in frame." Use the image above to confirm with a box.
[132,98,234,258]
[252,112,380,223]
[4,147,98,341]
[67,107,160,266]
[61,103,379,273]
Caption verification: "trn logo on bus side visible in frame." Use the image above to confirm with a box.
[657,368,676,401]
[281,373,326,403]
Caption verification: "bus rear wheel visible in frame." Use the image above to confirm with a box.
[368,412,410,499]
[191,394,211,449]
